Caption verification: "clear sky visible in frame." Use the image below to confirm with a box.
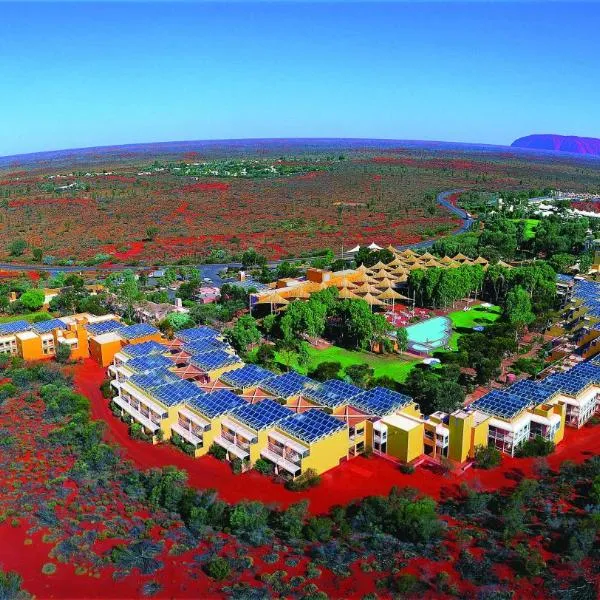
[1,1,599,157]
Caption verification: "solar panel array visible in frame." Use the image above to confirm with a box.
[150,379,204,407]
[121,341,166,358]
[302,379,363,408]
[541,361,600,396]
[261,371,314,399]
[126,354,174,374]
[231,399,292,431]
[220,364,275,389]
[471,389,533,420]
[183,338,229,356]
[177,326,220,343]
[31,318,67,334]
[352,387,412,417]
[190,350,241,372]
[86,319,123,336]
[0,320,31,336]
[129,369,180,390]
[572,279,600,318]
[186,389,245,419]
[280,409,346,443]
[119,323,158,340]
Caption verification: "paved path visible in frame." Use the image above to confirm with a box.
[0,189,472,282]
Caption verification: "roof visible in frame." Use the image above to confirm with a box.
[383,413,422,431]
[16,330,37,340]
[352,386,413,417]
[92,331,122,344]
[302,379,362,409]
[177,326,220,343]
[186,388,245,419]
[121,340,166,358]
[260,371,314,399]
[149,379,204,407]
[0,320,31,336]
[219,364,275,389]
[231,398,292,431]
[31,318,67,334]
[125,354,174,374]
[86,319,123,336]
[279,409,346,444]
[119,323,158,340]
[471,389,533,420]
[129,368,181,390]
[183,337,229,355]
[190,350,241,372]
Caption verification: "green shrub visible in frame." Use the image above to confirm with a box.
[400,464,415,475]
[474,445,501,469]
[516,435,555,458]
[254,458,274,475]
[285,468,320,491]
[203,556,231,581]
[100,379,115,399]
[208,442,227,460]
[42,563,57,575]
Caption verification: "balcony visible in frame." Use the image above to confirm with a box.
[113,396,160,433]
[171,423,202,447]
[268,430,309,458]
[214,435,249,460]
[261,447,301,476]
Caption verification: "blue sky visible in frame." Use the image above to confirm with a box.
[1,1,598,156]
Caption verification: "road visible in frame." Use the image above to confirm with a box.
[0,189,472,283]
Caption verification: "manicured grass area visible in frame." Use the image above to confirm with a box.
[0,311,52,324]
[446,305,502,329]
[276,345,419,383]
[511,218,539,240]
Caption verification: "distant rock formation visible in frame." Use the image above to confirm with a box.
[512,134,600,156]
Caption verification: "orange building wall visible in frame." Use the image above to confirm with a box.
[16,336,44,361]
[89,338,124,367]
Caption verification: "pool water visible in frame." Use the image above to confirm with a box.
[405,316,452,353]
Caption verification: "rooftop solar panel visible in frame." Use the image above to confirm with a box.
[31,318,67,334]
[177,326,220,343]
[119,323,158,340]
[471,389,532,420]
[219,364,276,389]
[150,379,205,407]
[352,386,412,417]
[231,398,292,431]
[279,409,346,444]
[0,320,31,336]
[183,338,229,355]
[121,341,166,358]
[190,350,241,371]
[129,369,180,390]
[261,371,314,399]
[86,319,123,336]
[186,388,246,419]
[302,379,362,408]
[125,354,174,373]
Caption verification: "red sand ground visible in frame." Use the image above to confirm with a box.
[73,359,600,514]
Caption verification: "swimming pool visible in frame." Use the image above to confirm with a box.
[405,316,452,354]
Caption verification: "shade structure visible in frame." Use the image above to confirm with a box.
[368,242,383,250]
[356,264,369,273]
[378,287,410,301]
[400,248,417,257]
[389,266,408,276]
[387,244,398,254]
[303,281,327,293]
[257,293,289,305]
[336,278,357,289]
[370,261,389,271]
[388,257,404,267]
[374,277,395,289]
[420,252,435,261]
[439,256,455,265]
[338,286,359,299]
[453,253,469,262]
[350,271,369,283]
[370,268,391,280]
[474,256,489,265]
[285,287,311,299]
[497,260,511,268]
[423,259,441,268]
[347,245,361,253]
[353,282,377,295]
[362,292,385,306]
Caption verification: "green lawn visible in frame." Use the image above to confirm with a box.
[275,345,419,383]
[511,218,539,240]
[437,305,502,352]
[0,311,53,324]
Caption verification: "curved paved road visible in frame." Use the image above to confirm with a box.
[0,189,472,281]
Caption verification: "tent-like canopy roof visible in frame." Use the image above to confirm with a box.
[362,292,385,306]
[347,245,361,253]
[378,287,409,300]
[368,242,383,250]
[257,293,290,305]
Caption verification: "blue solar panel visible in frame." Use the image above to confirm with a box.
[129,369,180,390]
[119,323,158,340]
[190,350,241,371]
[183,338,229,355]
[125,354,173,374]
[471,389,532,419]
[220,364,276,389]
[572,279,600,318]
[177,326,220,343]
[31,318,67,334]
[150,379,205,407]
[261,371,314,399]
[279,409,346,443]
[352,387,412,417]
[302,379,363,408]
[186,389,246,419]
[231,399,292,431]
[121,341,165,358]
[0,320,31,335]
[86,319,123,336]
[541,361,600,396]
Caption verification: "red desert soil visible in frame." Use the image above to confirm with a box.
[74,360,600,513]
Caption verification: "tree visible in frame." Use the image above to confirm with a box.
[504,286,535,330]
[241,248,267,268]
[255,343,276,368]
[225,315,261,354]
[309,361,342,381]
[345,363,373,387]
[19,288,45,311]
[402,366,464,415]
[474,445,501,469]
[55,342,71,364]
[165,312,195,331]
[396,327,408,353]
[8,239,27,257]
[32,247,43,262]
[203,556,231,581]
[280,298,327,341]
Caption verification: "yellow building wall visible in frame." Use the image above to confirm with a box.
[470,419,490,458]
[386,422,424,463]
[17,336,44,361]
[448,413,472,463]
[299,427,349,475]
[400,402,422,419]
[552,402,567,444]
